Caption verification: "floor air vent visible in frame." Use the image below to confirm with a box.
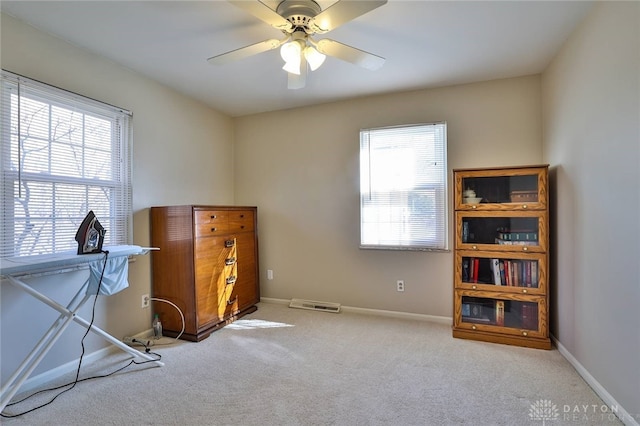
[289,298,341,313]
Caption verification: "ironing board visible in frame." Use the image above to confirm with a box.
[0,245,164,413]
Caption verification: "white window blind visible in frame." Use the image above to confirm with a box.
[0,71,133,258]
[360,123,448,250]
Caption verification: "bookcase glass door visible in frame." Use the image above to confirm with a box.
[462,216,539,246]
[462,256,539,288]
[461,296,539,331]
[461,174,539,204]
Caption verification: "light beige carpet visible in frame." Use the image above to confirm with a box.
[2,301,622,425]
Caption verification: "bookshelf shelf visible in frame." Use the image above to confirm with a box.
[452,165,551,349]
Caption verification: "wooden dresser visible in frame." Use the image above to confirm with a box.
[150,205,259,341]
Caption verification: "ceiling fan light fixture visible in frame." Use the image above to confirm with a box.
[280,39,304,74]
[211,0,388,87]
[280,40,300,62]
[304,46,326,71]
[282,58,301,75]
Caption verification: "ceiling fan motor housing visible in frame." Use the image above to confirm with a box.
[277,0,321,32]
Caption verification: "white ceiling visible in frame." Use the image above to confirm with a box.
[1,0,594,117]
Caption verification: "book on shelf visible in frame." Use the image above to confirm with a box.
[461,302,470,317]
[496,230,538,241]
[495,227,538,246]
[495,237,537,246]
[495,300,505,326]
[521,302,538,330]
[503,260,510,286]
[531,263,538,288]
[491,259,539,287]
[461,300,494,324]
[472,258,479,283]
[462,258,470,282]
[462,221,469,243]
[491,258,502,285]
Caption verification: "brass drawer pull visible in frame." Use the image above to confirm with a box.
[210,214,217,219]
[226,276,237,285]
[239,214,244,218]
[211,227,217,232]
[522,331,528,336]
[225,257,236,266]
[227,296,238,306]
[225,240,235,248]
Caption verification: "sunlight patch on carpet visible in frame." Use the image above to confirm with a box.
[225,319,295,330]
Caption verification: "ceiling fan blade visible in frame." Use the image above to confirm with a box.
[208,39,283,65]
[312,0,387,34]
[315,39,385,70]
[229,0,293,31]
[287,63,307,90]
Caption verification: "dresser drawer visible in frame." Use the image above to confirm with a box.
[229,210,254,233]
[195,210,228,225]
[227,278,257,315]
[195,210,229,237]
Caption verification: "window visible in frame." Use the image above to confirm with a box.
[0,71,132,258]
[360,123,447,251]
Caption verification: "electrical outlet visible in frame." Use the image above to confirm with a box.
[141,294,150,308]
[267,269,274,280]
[396,280,405,292]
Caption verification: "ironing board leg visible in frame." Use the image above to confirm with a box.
[0,275,163,414]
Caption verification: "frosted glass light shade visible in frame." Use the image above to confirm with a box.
[281,40,303,75]
[304,46,326,71]
[282,59,301,75]
[280,41,301,63]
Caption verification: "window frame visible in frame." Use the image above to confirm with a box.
[0,70,133,258]
[359,122,448,251]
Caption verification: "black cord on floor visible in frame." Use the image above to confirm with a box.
[0,250,161,419]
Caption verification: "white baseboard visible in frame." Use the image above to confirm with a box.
[341,305,452,324]
[260,297,452,324]
[552,336,639,426]
[14,329,152,397]
[260,297,292,306]
[15,345,116,396]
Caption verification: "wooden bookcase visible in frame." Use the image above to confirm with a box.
[452,165,551,349]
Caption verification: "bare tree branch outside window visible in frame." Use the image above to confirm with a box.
[1,72,132,258]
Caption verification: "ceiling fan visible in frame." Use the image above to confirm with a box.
[208,0,388,89]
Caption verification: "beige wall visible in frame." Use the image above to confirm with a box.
[542,1,640,419]
[1,13,234,379]
[234,76,543,317]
